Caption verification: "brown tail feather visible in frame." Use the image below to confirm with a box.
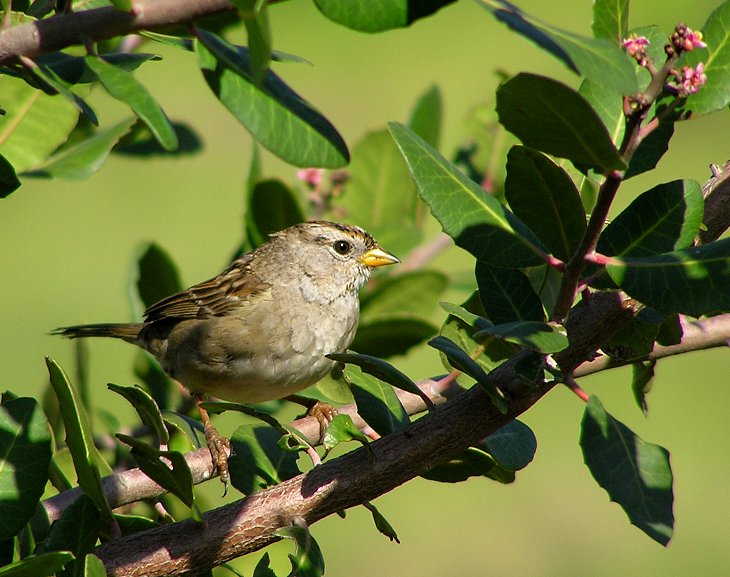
[51,323,143,344]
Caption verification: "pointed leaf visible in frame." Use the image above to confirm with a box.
[35,494,100,574]
[82,555,106,577]
[360,270,447,322]
[422,446,500,483]
[195,30,348,167]
[341,364,410,436]
[496,74,627,172]
[108,384,168,444]
[336,129,421,256]
[598,180,704,257]
[45,358,114,525]
[253,553,276,577]
[0,397,52,540]
[478,0,637,95]
[22,117,134,179]
[624,114,675,179]
[388,122,545,267]
[482,419,537,471]
[505,145,586,260]
[0,77,78,173]
[133,241,182,314]
[351,317,438,358]
[328,352,433,410]
[84,56,178,151]
[683,1,730,115]
[631,360,656,415]
[33,52,162,85]
[428,335,508,413]
[408,84,442,148]
[363,501,400,543]
[313,0,455,32]
[606,238,730,316]
[322,413,371,452]
[275,525,325,577]
[0,552,75,577]
[474,320,568,353]
[0,153,20,197]
[578,78,624,149]
[23,60,98,125]
[228,424,300,494]
[581,396,673,545]
[232,0,272,84]
[116,434,194,507]
[475,261,545,323]
[245,179,304,247]
[592,0,629,44]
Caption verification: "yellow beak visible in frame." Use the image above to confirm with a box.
[359,246,400,268]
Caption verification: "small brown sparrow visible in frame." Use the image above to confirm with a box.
[54,221,399,486]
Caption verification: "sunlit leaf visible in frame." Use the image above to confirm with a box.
[592,0,629,44]
[341,365,410,435]
[275,525,325,577]
[313,0,455,32]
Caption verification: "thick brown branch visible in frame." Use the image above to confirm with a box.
[91,292,641,577]
[0,0,234,64]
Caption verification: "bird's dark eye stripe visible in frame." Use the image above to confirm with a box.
[333,240,351,255]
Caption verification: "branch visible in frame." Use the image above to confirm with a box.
[0,0,235,64]
[87,292,640,576]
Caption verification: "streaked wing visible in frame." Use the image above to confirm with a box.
[143,255,268,321]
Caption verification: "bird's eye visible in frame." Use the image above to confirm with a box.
[333,240,352,255]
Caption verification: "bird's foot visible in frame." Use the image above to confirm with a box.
[203,419,231,494]
[285,394,338,443]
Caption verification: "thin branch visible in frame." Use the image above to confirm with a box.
[0,0,235,64]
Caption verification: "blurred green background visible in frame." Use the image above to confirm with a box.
[3,0,730,575]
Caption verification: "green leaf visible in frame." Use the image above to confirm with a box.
[0,77,79,173]
[328,352,433,410]
[195,30,348,168]
[107,384,169,444]
[408,84,442,148]
[683,1,730,115]
[360,270,447,322]
[363,501,400,543]
[631,360,656,415]
[580,396,673,545]
[623,113,675,180]
[22,117,134,179]
[351,317,438,358]
[321,414,371,453]
[313,0,455,32]
[475,262,544,323]
[84,56,178,151]
[496,74,627,172]
[274,525,325,577]
[245,179,304,247]
[335,129,422,256]
[438,296,516,387]
[199,401,292,439]
[133,241,182,311]
[82,555,106,577]
[388,122,545,267]
[428,336,508,413]
[0,397,52,541]
[422,446,500,483]
[602,311,660,362]
[482,419,537,471]
[473,320,569,354]
[45,358,114,526]
[228,425,300,495]
[231,0,272,84]
[579,79,624,148]
[598,180,704,258]
[0,552,75,577]
[31,52,162,85]
[592,0,629,44]
[0,152,21,197]
[607,238,730,316]
[478,0,637,95]
[252,553,276,577]
[505,145,586,261]
[116,434,194,508]
[35,494,100,575]
[341,364,410,436]
[23,60,98,126]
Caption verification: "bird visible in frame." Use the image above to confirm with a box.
[53,220,400,488]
